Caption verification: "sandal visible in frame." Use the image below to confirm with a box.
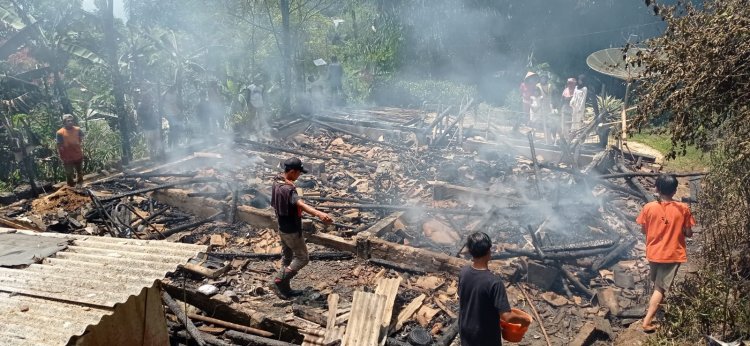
[642,324,659,333]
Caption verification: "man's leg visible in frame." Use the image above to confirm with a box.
[75,162,84,185]
[643,286,664,330]
[63,163,75,187]
[274,232,309,298]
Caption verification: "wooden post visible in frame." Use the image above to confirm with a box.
[620,82,631,148]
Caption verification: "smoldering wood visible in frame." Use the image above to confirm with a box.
[131,206,169,228]
[599,171,707,179]
[314,203,486,216]
[208,251,353,261]
[541,238,617,252]
[174,330,237,346]
[555,264,595,297]
[527,132,543,197]
[423,105,454,134]
[307,117,409,151]
[493,242,619,260]
[236,139,376,168]
[187,313,274,337]
[162,290,207,346]
[292,305,328,327]
[224,330,297,346]
[99,177,219,203]
[616,163,656,203]
[303,195,376,204]
[124,172,197,178]
[303,216,357,229]
[368,258,426,275]
[591,238,637,271]
[122,203,166,239]
[150,211,224,239]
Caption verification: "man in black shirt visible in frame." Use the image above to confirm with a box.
[459,232,530,346]
[271,157,333,299]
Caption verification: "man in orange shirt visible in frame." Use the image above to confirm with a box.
[56,114,85,187]
[636,174,696,332]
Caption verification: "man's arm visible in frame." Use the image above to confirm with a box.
[296,199,333,223]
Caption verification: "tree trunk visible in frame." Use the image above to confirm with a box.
[103,0,131,165]
[280,0,292,116]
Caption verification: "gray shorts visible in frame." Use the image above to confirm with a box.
[649,262,681,290]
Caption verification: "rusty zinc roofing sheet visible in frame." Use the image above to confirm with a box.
[0,230,207,346]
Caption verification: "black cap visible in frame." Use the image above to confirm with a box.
[283,157,308,173]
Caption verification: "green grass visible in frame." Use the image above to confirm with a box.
[629,132,709,172]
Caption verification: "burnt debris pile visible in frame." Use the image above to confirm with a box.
[0,106,703,345]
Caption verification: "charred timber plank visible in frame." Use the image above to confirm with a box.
[100,177,218,202]
[367,236,468,275]
[224,330,296,346]
[424,105,454,133]
[151,188,276,229]
[363,212,403,237]
[307,117,409,151]
[616,163,656,203]
[207,251,352,261]
[162,290,207,346]
[592,238,637,271]
[434,319,459,346]
[599,171,707,179]
[527,132,543,197]
[431,181,521,204]
[187,313,274,337]
[236,139,376,168]
[463,138,595,166]
[556,264,595,297]
[292,304,328,327]
[175,330,237,346]
[306,233,357,253]
[155,211,223,239]
[493,243,617,261]
[316,203,485,216]
[162,283,301,342]
[368,258,426,275]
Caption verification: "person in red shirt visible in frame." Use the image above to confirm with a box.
[56,114,85,187]
[636,174,696,332]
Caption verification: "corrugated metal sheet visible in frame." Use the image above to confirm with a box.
[342,291,386,346]
[0,230,207,346]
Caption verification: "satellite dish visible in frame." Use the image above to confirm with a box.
[586,48,647,81]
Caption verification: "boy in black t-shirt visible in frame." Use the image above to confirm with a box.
[459,232,531,346]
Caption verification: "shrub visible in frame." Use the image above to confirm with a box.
[371,78,477,107]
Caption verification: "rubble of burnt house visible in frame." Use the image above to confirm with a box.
[0,104,704,346]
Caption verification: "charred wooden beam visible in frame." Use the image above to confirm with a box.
[100,177,218,203]
[292,305,327,327]
[368,258,427,275]
[591,238,637,271]
[493,242,619,261]
[208,251,353,261]
[527,132,542,197]
[162,283,301,342]
[162,290,206,346]
[224,330,296,346]
[152,211,223,239]
[316,203,485,216]
[599,171,706,179]
[307,117,409,151]
[236,139,376,168]
[187,313,273,338]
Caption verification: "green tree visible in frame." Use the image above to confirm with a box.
[634,0,750,340]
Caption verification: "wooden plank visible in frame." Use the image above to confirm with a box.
[324,293,340,344]
[363,212,403,237]
[394,294,426,331]
[375,277,403,345]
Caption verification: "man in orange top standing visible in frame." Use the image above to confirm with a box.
[56,114,85,187]
[636,174,696,332]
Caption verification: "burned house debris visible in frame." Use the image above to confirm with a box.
[0,106,706,346]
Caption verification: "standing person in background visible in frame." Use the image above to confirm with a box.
[459,232,531,346]
[162,88,183,148]
[137,93,164,160]
[516,72,539,132]
[560,77,577,140]
[271,158,333,299]
[536,74,556,144]
[637,174,695,332]
[328,55,344,106]
[56,114,84,187]
[569,75,588,131]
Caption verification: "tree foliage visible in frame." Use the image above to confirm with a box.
[634,0,750,159]
[635,0,750,341]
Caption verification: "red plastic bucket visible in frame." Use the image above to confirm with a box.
[500,308,533,342]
